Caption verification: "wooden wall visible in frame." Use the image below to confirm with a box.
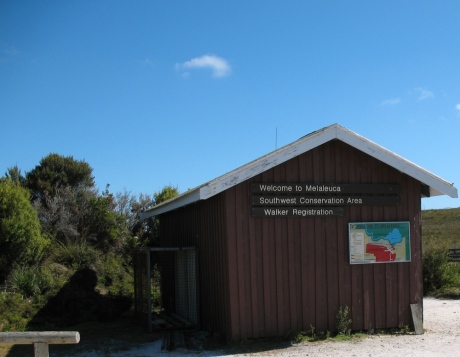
[224,140,422,341]
[159,139,422,342]
[159,194,232,338]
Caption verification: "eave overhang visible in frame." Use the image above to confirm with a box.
[140,124,457,220]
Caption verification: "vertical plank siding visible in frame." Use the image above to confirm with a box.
[223,140,422,340]
[159,140,423,341]
[159,194,231,338]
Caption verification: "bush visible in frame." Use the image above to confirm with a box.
[0,292,37,331]
[97,253,134,297]
[0,179,49,281]
[151,264,161,308]
[7,265,54,298]
[423,241,460,295]
[32,266,131,327]
[51,241,101,269]
[336,305,352,336]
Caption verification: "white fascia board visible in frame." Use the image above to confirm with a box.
[140,124,457,220]
[199,127,337,199]
[139,188,201,220]
[336,127,458,198]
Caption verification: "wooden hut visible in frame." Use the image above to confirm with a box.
[140,123,457,341]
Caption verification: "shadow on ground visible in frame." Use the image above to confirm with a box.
[2,267,296,356]
[4,267,133,357]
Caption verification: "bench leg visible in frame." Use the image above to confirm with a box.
[34,342,49,357]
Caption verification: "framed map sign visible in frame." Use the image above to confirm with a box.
[349,222,411,264]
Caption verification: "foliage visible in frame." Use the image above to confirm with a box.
[0,179,49,281]
[81,187,131,253]
[26,153,95,201]
[400,324,410,334]
[422,208,460,296]
[422,208,460,248]
[34,186,93,243]
[150,185,180,245]
[7,265,54,299]
[4,165,26,186]
[34,184,131,255]
[0,292,38,332]
[116,190,155,246]
[51,240,101,270]
[1,252,133,329]
[0,155,182,331]
[114,185,179,247]
[336,305,352,336]
[287,325,330,343]
[31,267,132,327]
[151,264,161,308]
[287,305,355,343]
[97,253,134,297]
[422,240,460,295]
[154,185,179,204]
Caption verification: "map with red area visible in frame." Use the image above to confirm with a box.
[349,222,410,264]
[365,243,396,262]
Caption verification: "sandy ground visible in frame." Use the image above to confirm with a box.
[2,298,460,356]
[225,297,460,357]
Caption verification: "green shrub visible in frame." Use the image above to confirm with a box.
[423,241,460,295]
[151,264,161,308]
[0,179,49,281]
[0,292,37,331]
[97,253,134,297]
[336,305,352,336]
[7,265,54,298]
[422,209,460,296]
[51,241,101,269]
[31,266,132,327]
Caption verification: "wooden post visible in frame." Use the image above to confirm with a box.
[146,247,152,333]
[34,342,49,357]
[0,331,80,357]
[410,302,424,335]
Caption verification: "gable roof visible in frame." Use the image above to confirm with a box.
[141,124,457,220]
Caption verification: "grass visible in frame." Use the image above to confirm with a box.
[289,328,368,344]
[422,208,460,298]
[422,208,460,249]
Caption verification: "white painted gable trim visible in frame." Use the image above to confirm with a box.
[140,124,457,220]
[335,126,458,198]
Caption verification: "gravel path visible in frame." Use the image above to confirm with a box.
[230,298,460,357]
[49,298,460,356]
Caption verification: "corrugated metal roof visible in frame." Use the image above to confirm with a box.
[140,123,457,220]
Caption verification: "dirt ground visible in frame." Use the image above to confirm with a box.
[1,297,459,356]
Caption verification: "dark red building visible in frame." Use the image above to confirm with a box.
[140,124,457,341]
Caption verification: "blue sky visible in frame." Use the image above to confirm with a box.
[1,1,459,210]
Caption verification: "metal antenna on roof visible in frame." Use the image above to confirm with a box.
[276,127,278,149]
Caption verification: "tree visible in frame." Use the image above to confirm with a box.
[113,186,179,247]
[120,192,155,246]
[150,185,179,245]
[115,190,154,237]
[26,153,95,201]
[4,165,26,187]
[0,179,49,281]
[153,185,179,205]
[34,184,130,254]
[33,185,96,243]
[81,186,131,253]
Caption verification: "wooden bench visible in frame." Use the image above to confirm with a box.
[0,331,80,357]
